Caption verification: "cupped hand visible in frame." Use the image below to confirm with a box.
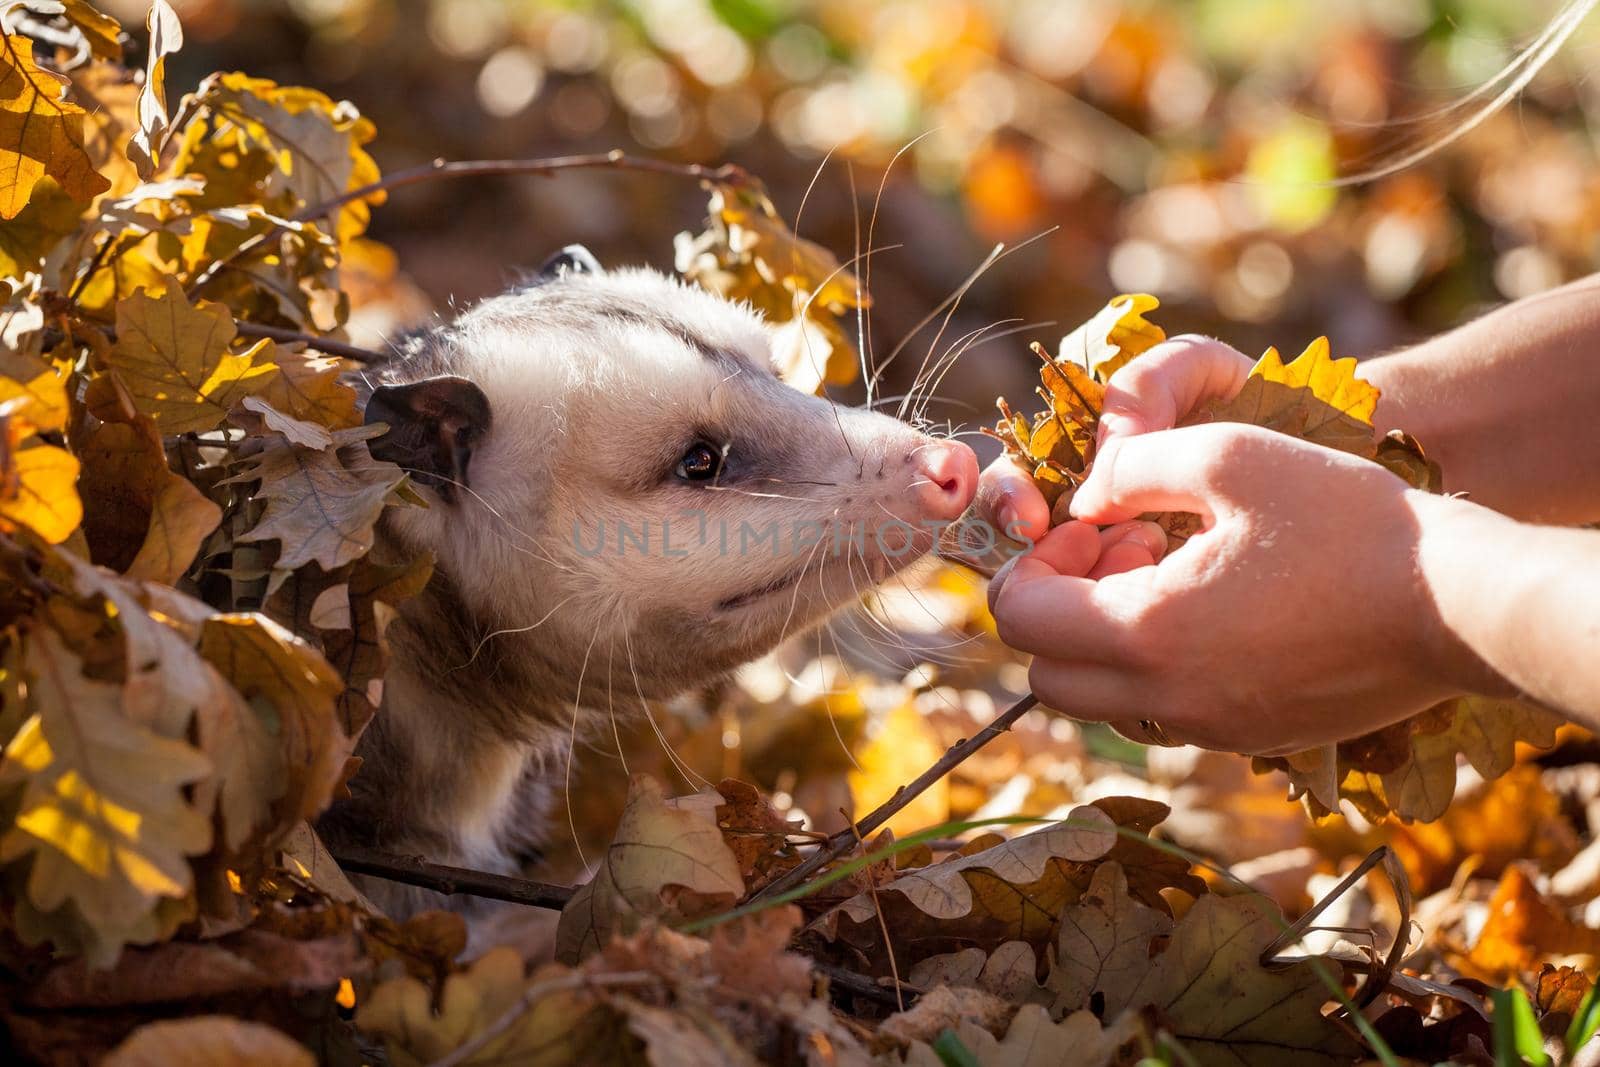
[988,422,1505,755]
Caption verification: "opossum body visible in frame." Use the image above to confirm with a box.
[318,248,978,917]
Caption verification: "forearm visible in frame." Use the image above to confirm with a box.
[1414,492,1600,723]
[1363,275,1600,523]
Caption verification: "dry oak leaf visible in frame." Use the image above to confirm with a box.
[76,416,219,579]
[556,774,746,963]
[105,1017,313,1067]
[1045,861,1173,1019]
[51,1,125,63]
[906,942,1049,1007]
[239,394,334,449]
[109,278,279,434]
[255,344,361,429]
[0,175,82,279]
[0,31,110,217]
[1117,893,1362,1067]
[230,426,407,576]
[900,1004,1140,1067]
[0,626,213,967]
[1261,695,1563,824]
[677,179,866,393]
[1058,291,1166,381]
[1201,336,1379,457]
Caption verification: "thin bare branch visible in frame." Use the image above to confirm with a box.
[752,692,1040,902]
[330,844,576,910]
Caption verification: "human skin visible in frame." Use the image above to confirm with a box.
[975,275,1600,752]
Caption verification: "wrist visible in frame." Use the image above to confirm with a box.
[1406,490,1519,698]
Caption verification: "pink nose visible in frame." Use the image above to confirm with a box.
[913,440,978,523]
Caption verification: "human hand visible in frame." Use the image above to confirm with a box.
[974,336,1254,543]
[988,422,1506,755]
[1097,334,1254,445]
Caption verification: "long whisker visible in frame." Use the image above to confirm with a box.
[564,626,603,873]
[450,593,579,671]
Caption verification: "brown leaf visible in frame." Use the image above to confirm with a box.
[556,775,745,963]
[231,428,406,578]
[1045,861,1172,1019]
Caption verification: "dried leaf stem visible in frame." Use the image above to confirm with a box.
[329,844,576,910]
[752,692,1040,902]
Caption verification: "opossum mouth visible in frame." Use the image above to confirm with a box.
[715,567,806,611]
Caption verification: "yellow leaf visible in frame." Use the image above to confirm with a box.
[1204,337,1379,456]
[0,628,213,967]
[66,61,141,201]
[0,32,110,217]
[0,438,82,544]
[1058,292,1166,382]
[190,72,382,243]
[0,365,69,434]
[0,175,83,277]
[59,1,124,63]
[677,179,867,392]
[108,277,278,434]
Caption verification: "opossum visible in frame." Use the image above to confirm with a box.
[318,247,978,917]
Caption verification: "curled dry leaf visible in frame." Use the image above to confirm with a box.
[125,0,182,179]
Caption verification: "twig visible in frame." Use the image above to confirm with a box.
[811,959,922,1009]
[752,693,1040,902]
[298,150,750,224]
[232,321,388,363]
[330,844,576,910]
[428,970,655,1067]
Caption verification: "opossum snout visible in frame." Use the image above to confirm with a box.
[908,439,978,523]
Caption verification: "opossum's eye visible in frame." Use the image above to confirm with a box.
[675,441,725,482]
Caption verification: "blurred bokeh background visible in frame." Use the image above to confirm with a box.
[102,0,1600,456]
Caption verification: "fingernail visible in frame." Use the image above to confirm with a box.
[987,554,1021,613]
[1117,521,1167,556]
[997,501,1019,538]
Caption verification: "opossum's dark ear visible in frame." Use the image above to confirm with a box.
[364,376,491,503]
[537,244,601,280]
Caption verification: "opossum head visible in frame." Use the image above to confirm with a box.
[369,247,977,713]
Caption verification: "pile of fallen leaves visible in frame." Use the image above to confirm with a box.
[4,3,1600,1066]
